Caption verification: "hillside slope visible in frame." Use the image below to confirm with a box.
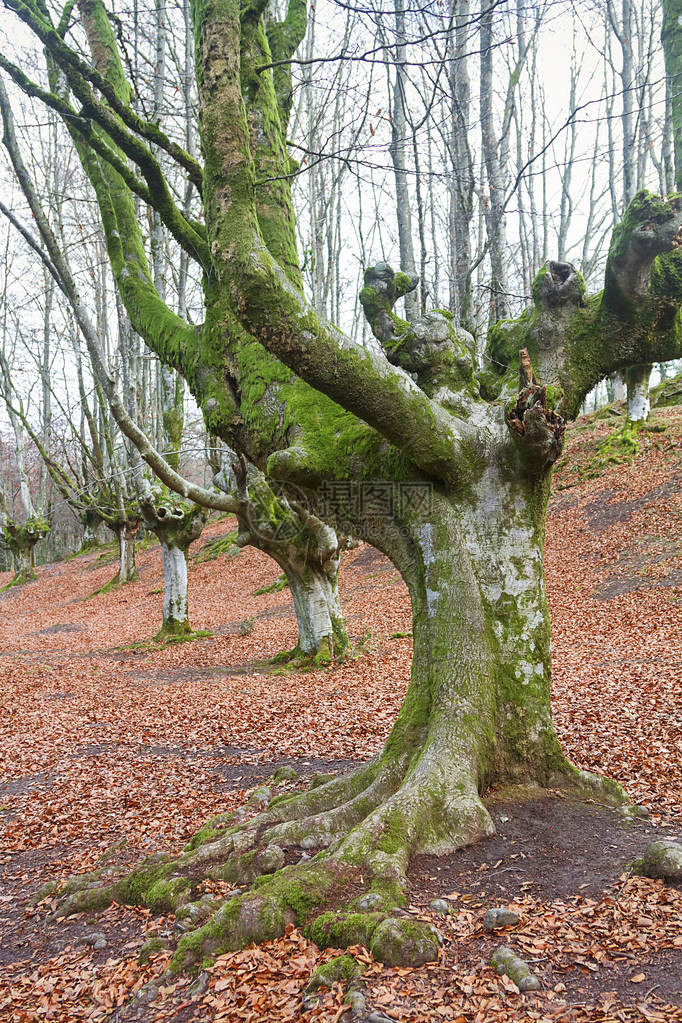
[0,407,680,1022]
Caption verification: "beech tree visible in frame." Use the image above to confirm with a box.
[4,0,682,971]
[0,287,50,585]
[0,64,350,652]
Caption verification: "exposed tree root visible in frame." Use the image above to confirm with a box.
[46,753,627,972]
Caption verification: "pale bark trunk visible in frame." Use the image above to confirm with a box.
[389,0,418,320]
[214,453,349,660]
[278,557,345,660]
[613,371,627,402]
[480,9,509,322]
[448,0,474,324]
[112,520,139,585]
[160,541,190,634]
[626,363,652,421]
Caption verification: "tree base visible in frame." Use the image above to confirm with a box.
[90,570,139,597]
[153,626,212,646]
[47,749,627,972]
[0,569,38,591]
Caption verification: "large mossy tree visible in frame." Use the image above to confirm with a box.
[4,0,682,968]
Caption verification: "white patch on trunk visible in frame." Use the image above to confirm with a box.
[161,543,188,625]
[628,381,650,422]
[613,373,626,402]
[415,523,441,616]
[119,534,128,579]
[287,569,334,654]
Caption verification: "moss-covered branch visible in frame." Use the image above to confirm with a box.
[192,0,482,486]
[2,0,204,191]
[265,0,307,121]
[62,3,203,388]
[485,193,682,418]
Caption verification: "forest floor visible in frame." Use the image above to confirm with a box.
[0,405,681,1023]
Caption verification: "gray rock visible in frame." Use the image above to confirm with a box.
[272,765,297,783]
[345,989,366,1011]
[93,937,107,951]
[188,971,210,998]
[260,844,286,872]
[185,901,211,923]
[82,931,106,947]
[247,786,272,808]
[429,898,451,916]
[136,982,159,1004]
[137,936,169,965]
[370,917,440,967]
[355,892,385,911]
[631,840,682,880]
[367,1014,396,1023]
[484,907,520,930]
[491,945,540,992]
[299,834,320,850]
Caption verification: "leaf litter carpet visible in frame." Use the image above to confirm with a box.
[0,408,681,1022]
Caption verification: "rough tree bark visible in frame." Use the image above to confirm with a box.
[625,363,652,421]
[79,508,103,551]
[109,516,140,587]
[213,453,348,662]
[140,488,206,638]
[0,518,50,586]
[5,0,682,972]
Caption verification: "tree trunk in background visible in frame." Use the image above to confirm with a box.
[1,518,50,587]
[141,496,206,638]
[663,0,682,191]
[613,371,627,402]
[448,0,474,325]
[389,0,418,320]
[109,519,140,587]
[274,547,346,661]
[626,363,652,421]
[480,8,509,322]
[80,509,103,551]
[214,455,350,662]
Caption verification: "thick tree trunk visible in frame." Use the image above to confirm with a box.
[107,519,139,587]
[80,509,103,551]
[140,495,206,639]
[160,540,190,636]
[276,554,347,661]
[626,363,652,422]
[384,477,566,819]
[1,518,49,588]
[10,537,39,585]
[214,455,349,661]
